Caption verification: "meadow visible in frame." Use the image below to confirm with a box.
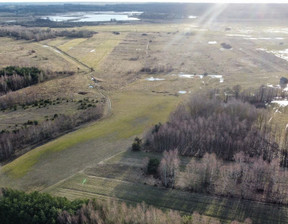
[1,20,288,223]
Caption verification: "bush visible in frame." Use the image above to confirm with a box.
[132,137,142,151]
[147,158,160,175]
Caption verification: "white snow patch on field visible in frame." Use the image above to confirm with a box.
[178,91,187,94]
[177,73,204,79]
[208,75,224,83]
[90,49,95,52]
[208,41,217,45]
[226,34,251,37]
[175,73,223,82]
[146,77,165,81]
[53,49,62,54]
[271,100,288,107]
[257,48,288,62]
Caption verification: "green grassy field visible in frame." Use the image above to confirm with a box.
[0,91,178,188]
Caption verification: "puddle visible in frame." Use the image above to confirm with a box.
[42,11,142,22]
[178,91,187,94]
[146,77,165,81]
[208,41,217,45]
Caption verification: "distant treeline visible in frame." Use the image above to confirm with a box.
[0,105,103,161]
[0,66,74,95]
[0,188,249,224]
[1,3,288,24]
[0,26,96,41]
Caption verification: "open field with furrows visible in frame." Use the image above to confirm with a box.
[1,20,288,222]
[42,32,127,71]
[45,150,288,224]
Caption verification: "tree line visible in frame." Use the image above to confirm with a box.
[143,148,288,205]
[144,94,278,162]
[0,188,251,224]
[0,66,74,96]
[0,105,103,162]
[0,26,96,41]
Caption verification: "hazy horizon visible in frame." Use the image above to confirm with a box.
[0,0,288,4]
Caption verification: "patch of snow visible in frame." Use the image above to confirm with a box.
[42,45,49,48]
[177,73,203,79]
[257,48,288,62]
[226,34,251,37]
[271,100,288,107]
[146,77,165,81]
[89,85,94,88]
[244,37,258,40]
[188,15,198,19]
[53,49,62,54]
[178,91,187,94]
[283,86,288,92]
[208,41,217,45]
[208,75,224,83]
[256,48,267,51]
[275,37,285,40]
[258,37,272,40]
[267,84,274,88]
[179,74,194,78]
[266,28,288,34]
[90,49,95,52]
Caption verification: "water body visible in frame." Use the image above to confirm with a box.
[42,11,142,22]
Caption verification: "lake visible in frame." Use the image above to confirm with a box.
[42,11,142,22]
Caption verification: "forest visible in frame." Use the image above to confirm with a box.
[0,105,103,162]
[0,188,252,224]
[135,87,288,204]
[144,89,281,162]
[0,66,74,96]
[0,27,96,41]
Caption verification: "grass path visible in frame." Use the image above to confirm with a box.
[0,91,178,191]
